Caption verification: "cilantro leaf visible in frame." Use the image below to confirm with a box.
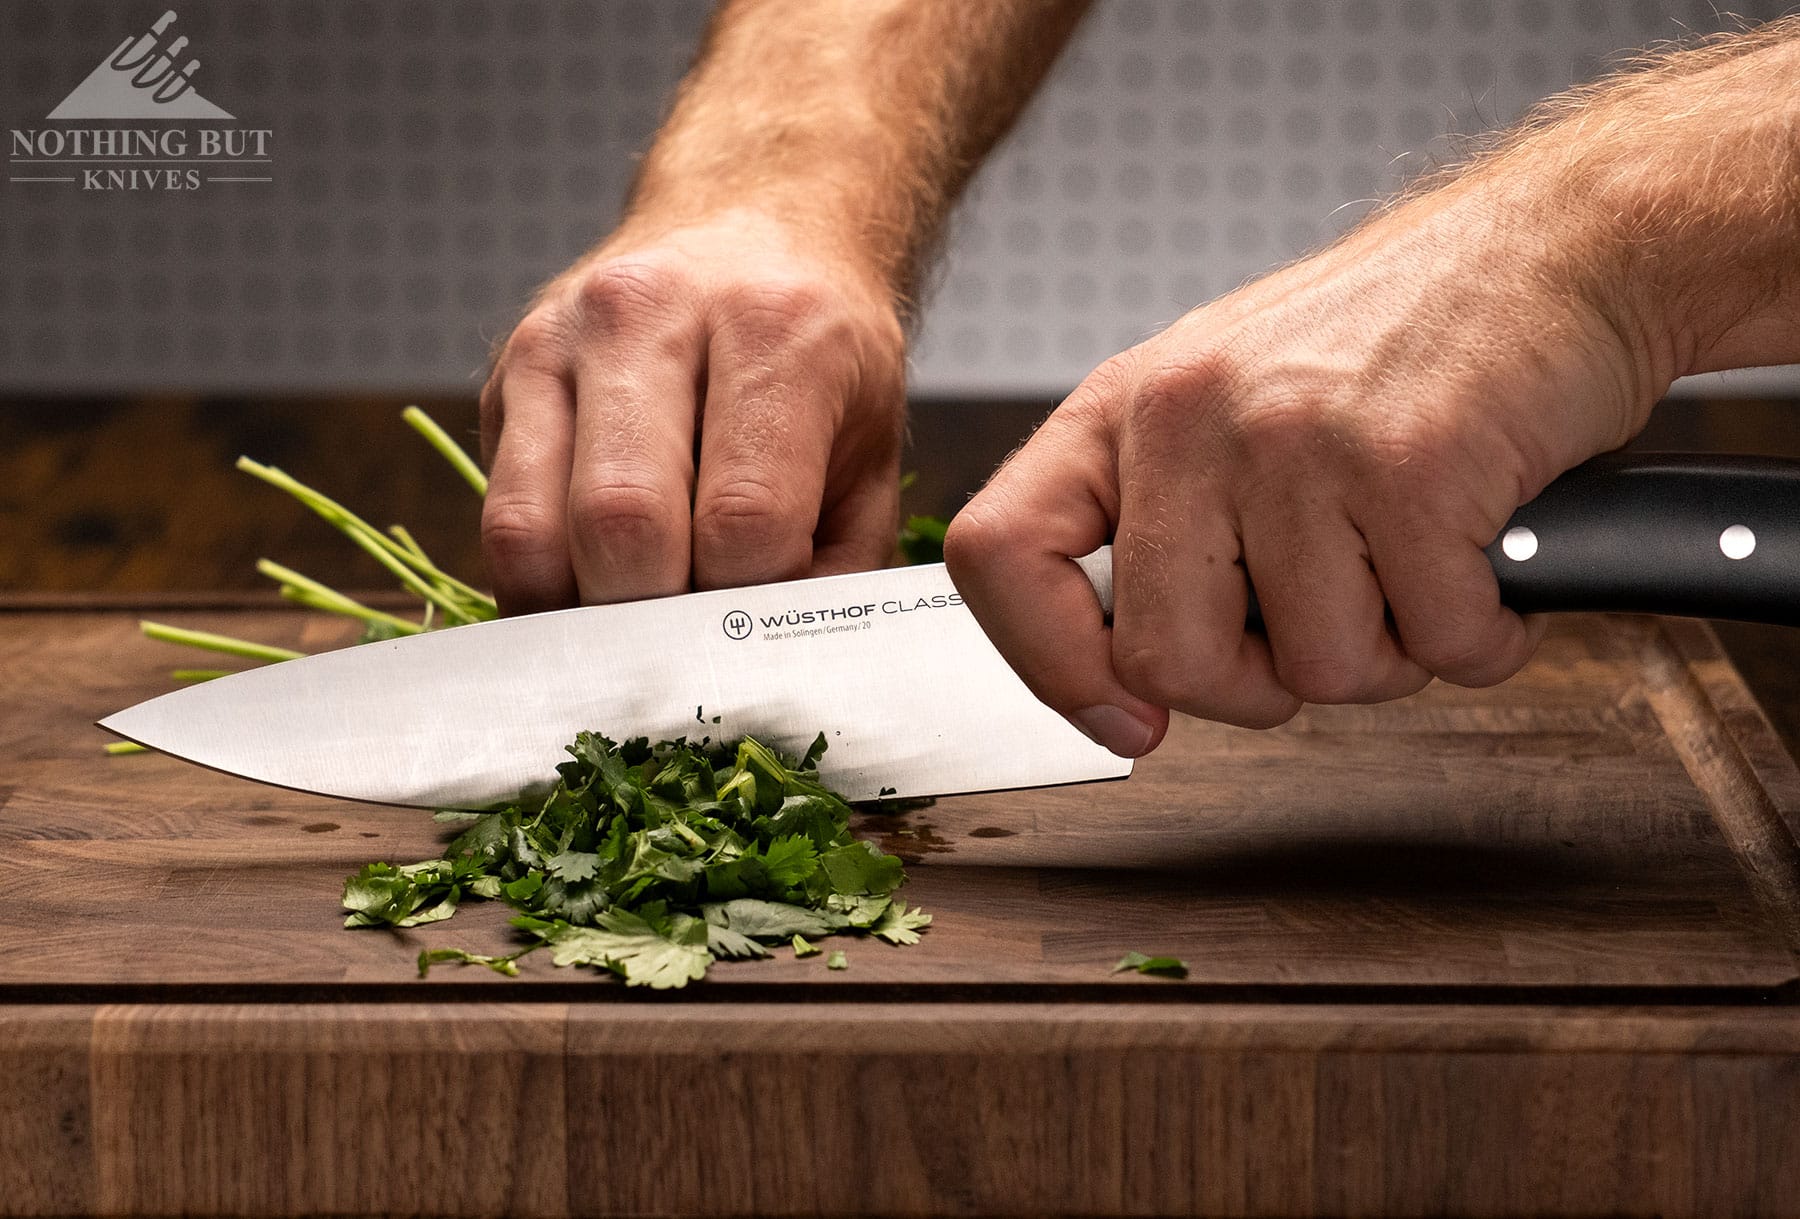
[393,889,460,927]
[547,850,599,883]
[820,841,904,896]
[503,873,544,903]
[342,861,460,928]
[792,934,820,958]
[762,834,820,888]
[705,923,771,961]
[543,910,712,989]
[537,875,609,924]
[702,898,845,941]
[824,893,892,928]
[446,813,510,864]
[1113,951,1189,978]
[826,949,848,971]
[871,901,932,946]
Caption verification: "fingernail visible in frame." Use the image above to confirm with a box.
[1071,705,1158,758]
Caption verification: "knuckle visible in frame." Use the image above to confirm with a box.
[1273,652,1371,705]
[942,498,1020,580]
[722,276,836,332]
[1366,436,1452,508]
[481,494,560,566]
[1086,352,1139,401]
[1436,647,1524,689]
[1112,637,1206,712]
[1131,345,1243,431]
[1114,633,1299,729]
[1235,395,1324,459]
[1406,626,1511,687]
[723,277,873,378]
[1062,354,1138,423]
[1364,421,1437,471]
[1112,644,1176,709]
[572,257,688,328]
[566,478,678,553]
[499,310,566,370]
[694,479,801,558]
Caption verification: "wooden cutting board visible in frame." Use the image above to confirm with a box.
[3,603,1799,1216]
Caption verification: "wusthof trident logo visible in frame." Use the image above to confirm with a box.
[8,9,273,191]
[722,610,753,641]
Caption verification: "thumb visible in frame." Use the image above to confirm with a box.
[944,399,1168,758]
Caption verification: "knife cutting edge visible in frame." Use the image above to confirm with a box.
[100,452,1800,808]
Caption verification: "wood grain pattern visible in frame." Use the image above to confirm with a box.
[4,1004,1800,1218]
[3,604,1800,1215]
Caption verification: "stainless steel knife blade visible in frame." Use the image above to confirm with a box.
[99,559,1132,807]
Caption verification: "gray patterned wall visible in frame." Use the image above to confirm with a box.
[1,1,1794,398]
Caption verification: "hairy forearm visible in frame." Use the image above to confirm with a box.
[617,0,1090,305]
[1444,20,1800,387]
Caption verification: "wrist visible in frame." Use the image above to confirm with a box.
[609,186,911,315]
[1377,168,1671,427]
[622,101,921,304]
[1519,35,1800,383]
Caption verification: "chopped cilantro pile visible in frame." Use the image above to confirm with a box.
[343,730,929,988]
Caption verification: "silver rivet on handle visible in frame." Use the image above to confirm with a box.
[1501,526,1538,562]
[1720,525,1756,560]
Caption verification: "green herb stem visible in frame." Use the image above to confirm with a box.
[402,405,489,497]
[171,669,234,682]
[139,620,306,663]
[386,524,430,564]
[385,528,495,614]
[257,558,424,635]
[234,457,483,623]
[385,525,491,614]
[104,741,149,755]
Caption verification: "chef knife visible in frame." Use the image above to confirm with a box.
[100,452,1800,808]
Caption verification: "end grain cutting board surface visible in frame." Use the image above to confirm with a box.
[3,605,1798,999]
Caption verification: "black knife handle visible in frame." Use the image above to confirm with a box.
[1480,452,1800,625]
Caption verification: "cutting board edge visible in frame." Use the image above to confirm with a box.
[6,1001,1800,1219]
